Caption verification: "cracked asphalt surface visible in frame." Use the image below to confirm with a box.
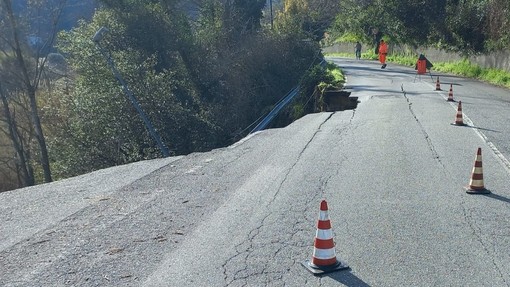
[1,57,510,286]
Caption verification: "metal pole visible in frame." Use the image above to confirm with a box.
[94,42,170,157]
[270,0,273,29]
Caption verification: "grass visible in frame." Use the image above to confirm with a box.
[325,51,510,89]
[325,62,345,87]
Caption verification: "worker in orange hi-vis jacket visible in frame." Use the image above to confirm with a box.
[378,39,388,69]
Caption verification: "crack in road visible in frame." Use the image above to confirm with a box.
[222,112,356,286]
[401,84,447,172]
[400,84,509,286]
[402,82,508,285]
[222,210,308,286]
[460,204,509,286]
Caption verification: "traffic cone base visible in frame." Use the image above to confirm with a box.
[464,186,491,194]
[301,259,349,275]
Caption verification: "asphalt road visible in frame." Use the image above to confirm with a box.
[1,57,509,286]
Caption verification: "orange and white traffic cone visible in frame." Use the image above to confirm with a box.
[435,77,441,91]
[465,148,491,194]
[302,200,349,275]
[453,101,465,126]
[447,84,455,101]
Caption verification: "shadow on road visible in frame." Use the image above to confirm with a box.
[483,192,510,204]
[344,85,407,94]
[469,125,501,133]
[450,123,501,133]
[324,269,371,287]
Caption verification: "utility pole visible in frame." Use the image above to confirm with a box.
[92,27,170,157]
[270,0,273,29]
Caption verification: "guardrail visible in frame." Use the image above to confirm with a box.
[249,86,300,134]
[249,59,327,134]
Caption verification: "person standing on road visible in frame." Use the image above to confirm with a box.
[378,39,388,69]
[355,41,362,60]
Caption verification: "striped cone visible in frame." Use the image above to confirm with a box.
[302,200,349,275]
[435,77,441,90]
[447,84,455,101]
[453,101,465,126]
[465,148,491,194]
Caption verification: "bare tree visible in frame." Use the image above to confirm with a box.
[0,0,68,188]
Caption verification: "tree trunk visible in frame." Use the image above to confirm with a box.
[0,86,35,186]
[27,87,52,182]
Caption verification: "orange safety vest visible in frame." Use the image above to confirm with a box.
[379,42,388,54]
[379,42,388,63]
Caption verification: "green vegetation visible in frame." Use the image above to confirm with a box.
[332,0,510,55]
[433,61,510,88]
[48,1,325,179]
[326,62,345,86]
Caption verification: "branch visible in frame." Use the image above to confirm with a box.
[33,0,68,89]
